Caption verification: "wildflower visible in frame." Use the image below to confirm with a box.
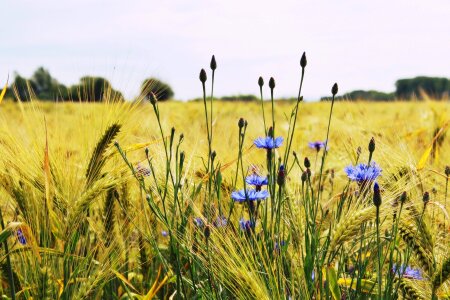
[245,174,268,190]
[300,52,307,68]
[274,240,286,251]
[136,163,151,177]
[214,216,227,227]
[331,83,338,96]
[161,230,168,237]
[277,165,285,186]
[239,218,255,231]
[254,136,283,149]
[368,137,376,154]
[204,225,211,239]
[308,140,327,152]
[301,171,307,183]
[344,162,382,183]
[422,191,430,207]
[238,118,245,129]
[194,217,204,228]
[392,264,423,280]
[304,157,311,168]
[400,191,407,204]
[258,76,264,87]
[373,182,382,207]
[210,55,217,71]
[269,77,275,89]
[231,189,269,203]
[16,228,26,245]
[199,69,207,83]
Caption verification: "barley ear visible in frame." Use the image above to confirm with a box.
[86,123,121,187]
[432,256,450,291]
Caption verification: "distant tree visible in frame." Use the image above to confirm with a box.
[141,78,174,101]
[220,94,258,101]
[395,77,450,99]
[324,90,395,101]
[10,74,37,101]
[67,76,123,102]
[31,67,68,100]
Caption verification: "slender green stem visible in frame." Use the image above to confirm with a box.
[376,206,382,300]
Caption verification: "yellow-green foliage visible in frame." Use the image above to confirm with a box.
[0,99,448,299]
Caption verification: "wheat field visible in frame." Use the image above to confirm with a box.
[0,96,448,299]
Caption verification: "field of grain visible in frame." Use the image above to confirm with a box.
[0,97,448,299]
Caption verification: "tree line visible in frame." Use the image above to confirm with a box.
[3,67,174,102]
[322,76,449,101]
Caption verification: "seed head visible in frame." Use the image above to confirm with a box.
[373,182,382,207]
[238,117,245,129]
[331,83,338,96]
[301,171,307,183]
[204,225,211,239]
[400,191,407,204]
[269,77,275,89]
[199,69,207,83]
[149,91,158,105]
[277,164,286,186]
[356,146,362,157]
[368,137,375,154]
[258,76,264,87]
[445,165,450,177]
[210,55,217,71]
[268,126,274,138]
[300,52,307,68]
[422,191,430,206]
[304,157,311,169]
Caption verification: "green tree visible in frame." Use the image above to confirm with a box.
[140,78,174,101]
[395,77,450,99]
[10,74,37,101]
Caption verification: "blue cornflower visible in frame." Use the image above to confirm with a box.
[194,217,204,228]
[245,174,268,187]
[214,216,228,227]
[392,264,423,280]
[254,136,283,149]
[344,162,382,182]
[239,218,255,231]
[308,140,327,151]
[16,228,26,245]
[231,189,269,202]
[161,230,168,237]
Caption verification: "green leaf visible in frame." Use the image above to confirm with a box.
[327,266,341,300]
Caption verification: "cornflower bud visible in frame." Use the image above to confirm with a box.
[199,69,207,83]
[258,76,264,87]
[304,157,311,169]
[238,118,245,129]
[300,52,307,68]
[369,137,375,154]
[204,225,211,239]
[423,191,430,207]
[373,182,381,207]
[301,171,307,183]
[269,77,275,89]
[400,191,407,204]
[210,55,217,71]
[445,165,450,177]
[332,83,338,96]
[277,165,286,186]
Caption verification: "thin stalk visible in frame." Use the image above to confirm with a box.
[0,208,15,300]
[376,205,382,300]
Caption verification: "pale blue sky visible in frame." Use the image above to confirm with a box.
[1,0,449,100]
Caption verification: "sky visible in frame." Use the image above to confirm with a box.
[1,0,449,101]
